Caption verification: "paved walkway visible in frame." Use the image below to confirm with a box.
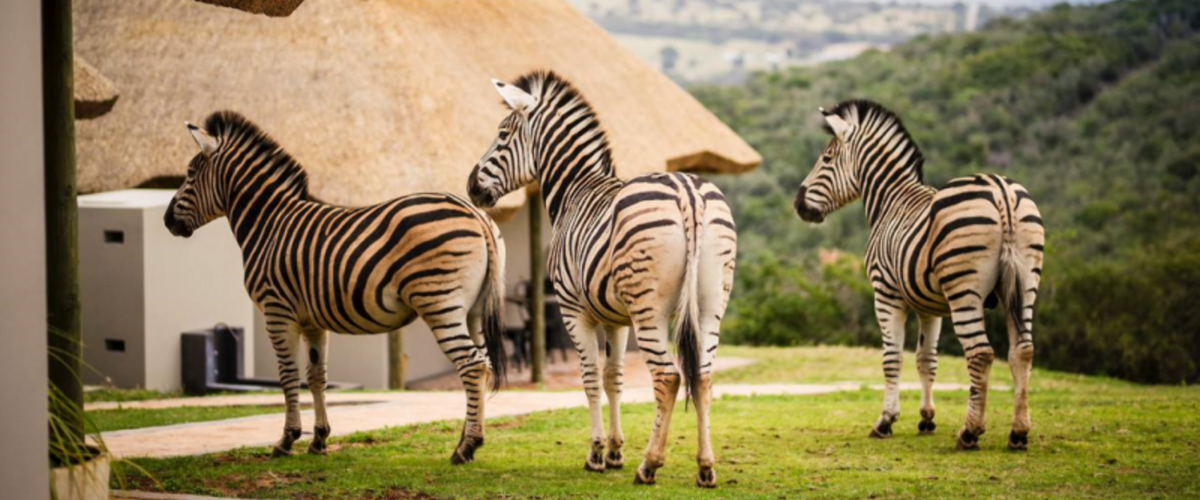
[87,356,759,412]
[99,381,986,458]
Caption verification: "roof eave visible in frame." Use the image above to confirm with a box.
[192,0,305,17]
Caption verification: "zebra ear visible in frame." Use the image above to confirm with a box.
[186,122,218,156]
[492,78,538,113]
[823,113,854,142]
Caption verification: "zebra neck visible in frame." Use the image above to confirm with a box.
[536,148,623,225]
[859,152,926,227]
[862,174,933,229]
[221,161,308,249]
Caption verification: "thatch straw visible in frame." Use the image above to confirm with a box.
[73,56,118,120]
[193,0,305,17]
[74,0,760,219]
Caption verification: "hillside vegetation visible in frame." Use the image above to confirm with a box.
[691,0,1200,383]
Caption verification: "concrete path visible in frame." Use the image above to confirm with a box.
[99,381,987,458]
[87,357,760,411]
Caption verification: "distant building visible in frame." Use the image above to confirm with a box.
[73,0,760,389]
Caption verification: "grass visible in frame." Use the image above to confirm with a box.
[114,346,1200,499]
[85,387,183,404]
[88,406,284,433]
[718,345,1125,390]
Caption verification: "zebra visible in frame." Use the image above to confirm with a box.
[163,111,508,463]
[467,71,737,488]
[793,100,1044,450]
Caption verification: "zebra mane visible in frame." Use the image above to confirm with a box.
[827,99,925,183]
[201,110,310,199]
[509,70,615,167]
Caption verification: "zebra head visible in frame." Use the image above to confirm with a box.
[467,78,542,208]
[164,122,225,238]
[794,105,862,224]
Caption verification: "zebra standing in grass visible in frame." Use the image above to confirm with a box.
[793,100,1044,451]
[467,71,737,488]
[164,111,507,463]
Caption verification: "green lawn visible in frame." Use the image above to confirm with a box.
[88,406,284,433]
[115,346,1200,499]
[85,387,184,404]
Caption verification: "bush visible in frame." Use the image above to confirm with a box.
[724,253,874,347]
[1035,243,1200,383]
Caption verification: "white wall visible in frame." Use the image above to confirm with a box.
[141,200,256,390]
[497,199,554,328]
[79,190,256,392]
[0,0,50,496]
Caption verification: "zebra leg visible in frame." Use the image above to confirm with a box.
[267,320,305,457]
[694,269,728,488]
[1007,295,1036,450]
[871,300,908,439]
[947,290,994,450]
[634,319,680,486]
[302,327,331,455]
[573,319,607,473]
[602,325,628,470]
[693,368,717,488]
[430,312,490,465]
[916,315,942,435]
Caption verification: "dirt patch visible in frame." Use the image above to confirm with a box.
[210,449,273,466]
[488,415,528,429]
[314,488,444,500]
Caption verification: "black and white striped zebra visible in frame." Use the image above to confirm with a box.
[467,71,737,487]
[164,111,507,463]
[793,100,1044,450]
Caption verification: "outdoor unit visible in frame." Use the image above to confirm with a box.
[79,189,255,392]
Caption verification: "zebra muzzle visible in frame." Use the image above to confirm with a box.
[163,201,194,238]
[793,186,825,223]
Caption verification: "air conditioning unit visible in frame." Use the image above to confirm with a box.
[79,189,256,392]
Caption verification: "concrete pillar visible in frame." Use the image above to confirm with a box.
[0,0,51,496]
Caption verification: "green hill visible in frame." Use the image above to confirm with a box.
[691,0,1200,384]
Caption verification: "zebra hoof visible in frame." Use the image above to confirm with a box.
[585,449,606,473]
[450,448,474,465]
[271,445,292,458]
[1008,431,1029,451]
[307,425,330,455]
[696,467,717,489]
[605,449,625,470]
[869,421,893,439]
[451,434,483,465]
[956,429,981,451]
[633,464,657,485]
[918,419,937,435]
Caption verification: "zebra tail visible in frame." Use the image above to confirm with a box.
[481,216,508,393]
[674,179,705,409]
[999,218,1029,341]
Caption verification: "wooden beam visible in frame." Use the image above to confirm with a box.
[193,0,305,17]
[43,0,84,448]
[529,194,546,384]
[388,330,406,390]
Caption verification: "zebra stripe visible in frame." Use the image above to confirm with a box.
[165,111,507,463]
[794,100,1044,451]
[468,71,736,487]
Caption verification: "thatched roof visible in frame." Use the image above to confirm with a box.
[74,56,118,119]
[74,0,760,219]
[193,0,305,17]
